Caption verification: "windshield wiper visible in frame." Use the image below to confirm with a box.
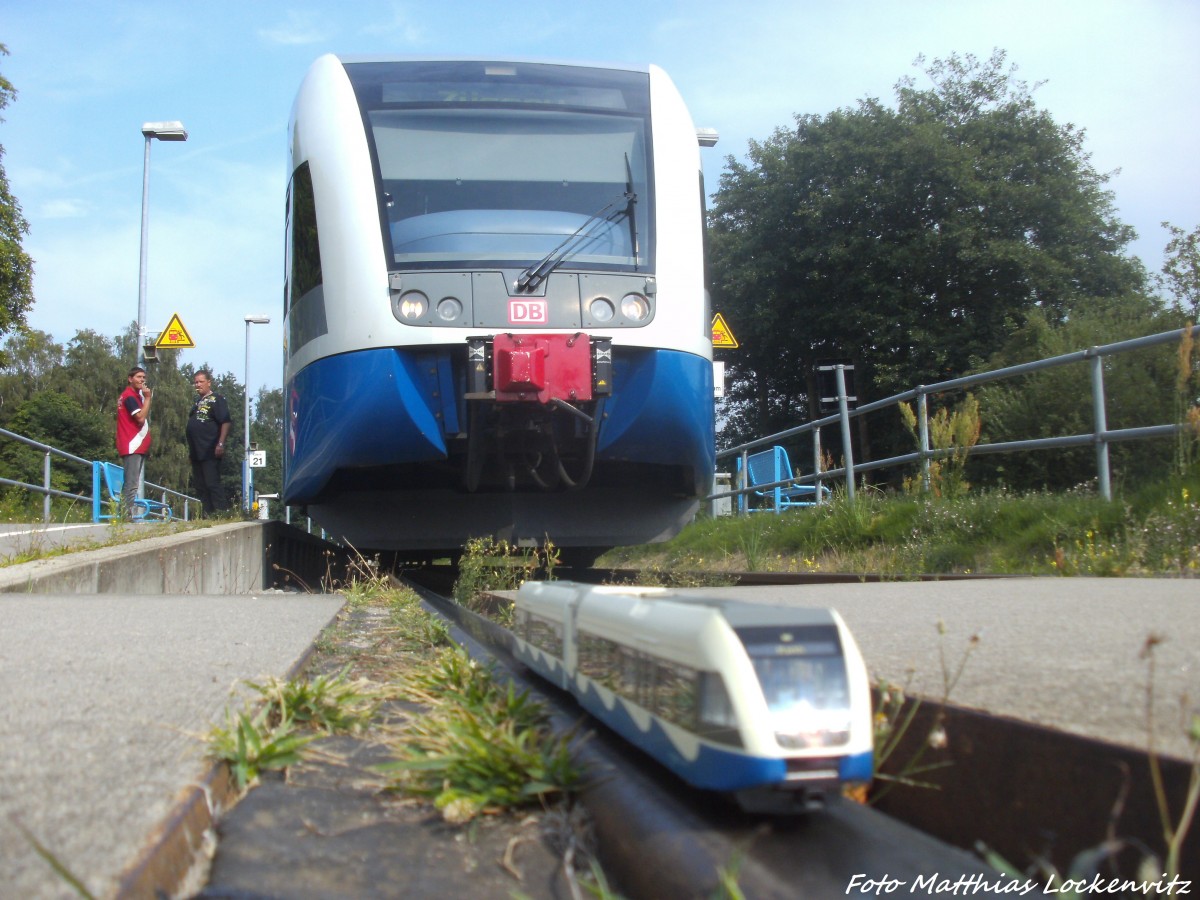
[624,152,639,266]
[517,164,637,293]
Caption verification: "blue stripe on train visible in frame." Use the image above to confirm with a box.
[285,345,715,504]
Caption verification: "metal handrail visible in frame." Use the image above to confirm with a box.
[712,323,1200,511]
[0,425,199,523]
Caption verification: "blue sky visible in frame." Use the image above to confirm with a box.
[2,0,1197,395]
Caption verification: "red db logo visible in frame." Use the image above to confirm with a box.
[508,299,547,324]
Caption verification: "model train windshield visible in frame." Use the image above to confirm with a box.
[738,625,854,749]
[345,61,653,272]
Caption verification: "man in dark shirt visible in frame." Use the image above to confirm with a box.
[187,370,232,516]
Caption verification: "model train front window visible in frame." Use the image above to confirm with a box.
[346,61,653,273]
[739,625,854,750]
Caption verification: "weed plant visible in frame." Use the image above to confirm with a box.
[870,622,980,804]
[245,664,384,734]
[388,587,453,649]
[452,536,561,624]
[381,645,581,823]
[1141,635,1200,887]
[206,706,315,789]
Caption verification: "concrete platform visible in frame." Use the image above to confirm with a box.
[0,523,345,899]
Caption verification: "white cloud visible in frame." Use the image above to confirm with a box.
[257,11,332,46]
[360,4,426,45]
[39,199,90,220]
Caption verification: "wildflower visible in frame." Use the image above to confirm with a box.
[927,725,948,750]
[440,796,483,824]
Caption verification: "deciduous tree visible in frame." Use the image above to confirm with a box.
[710,50,1148,460]
[0,45,35,347]
[1160,221,1200,319]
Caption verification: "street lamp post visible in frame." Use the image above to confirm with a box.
[243,315,271,513]
[136,121,188,369]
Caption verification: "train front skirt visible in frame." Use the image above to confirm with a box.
[283,343,715,552]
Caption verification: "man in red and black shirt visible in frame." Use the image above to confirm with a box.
[116,366,153,518]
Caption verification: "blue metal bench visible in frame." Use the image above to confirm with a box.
[92,461,173,522]
[737,445,828,513]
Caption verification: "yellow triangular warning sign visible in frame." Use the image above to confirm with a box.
[711,313,739,349]
[155,313,195,349]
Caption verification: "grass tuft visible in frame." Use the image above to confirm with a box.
[380,645,582,822]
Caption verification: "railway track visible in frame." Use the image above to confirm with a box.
[401,569,1005,898]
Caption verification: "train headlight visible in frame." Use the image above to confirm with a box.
[436,297,463,321]
[588,297,615,323]
[773,706,851,748]
[397,291,428,321]
[620,293,650,321]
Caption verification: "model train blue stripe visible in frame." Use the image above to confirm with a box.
[575,681,872,792]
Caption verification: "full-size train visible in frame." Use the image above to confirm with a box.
[283,56,717,560]
[511,581,875,813]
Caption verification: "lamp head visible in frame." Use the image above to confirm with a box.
[142,121,188,141]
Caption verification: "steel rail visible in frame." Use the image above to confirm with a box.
[400,572,1003,898]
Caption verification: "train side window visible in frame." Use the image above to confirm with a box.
[525,613,563,659]
[696,672,742,748]
[654,660,698,729]
[578,631,620,692]
[286,161,329,354]
[288,161,321,304]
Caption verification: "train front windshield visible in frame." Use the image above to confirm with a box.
[344,61,653,273]
[737,625,854,750]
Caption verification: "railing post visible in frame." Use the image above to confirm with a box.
[813,425,824,505]
[92,461,102,523]
[737,449,749,515]
[918,388,931,494]
[1088,349,1112,501]
[42,451,52,523]
[836,365,856,501]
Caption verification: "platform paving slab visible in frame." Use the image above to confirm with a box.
[0,592,344,900]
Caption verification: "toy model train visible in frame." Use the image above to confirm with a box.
[283,56,717,561]
[511,581,875,813]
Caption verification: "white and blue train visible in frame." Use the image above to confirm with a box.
[512,581,875,813]
[283,56,717,560]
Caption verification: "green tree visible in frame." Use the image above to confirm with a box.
[0,322,207,509]
[0,329,66,416]
[0,391,110,495]
[972,292,1180,489]
[61,329,126,415]
[0,45,35,347]
[709,50,1147,459]
[1160,221,1200,319]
